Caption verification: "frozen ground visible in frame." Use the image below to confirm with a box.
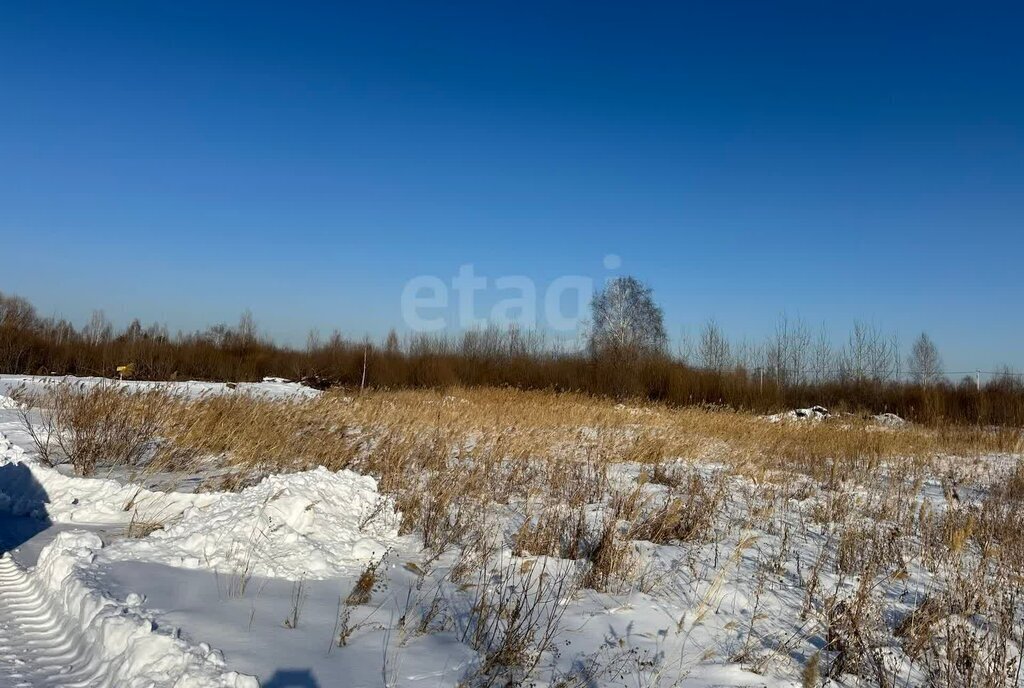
[1,377,1021,687]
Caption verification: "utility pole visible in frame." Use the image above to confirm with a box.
[976,370,981,392]
[361,345,368,392]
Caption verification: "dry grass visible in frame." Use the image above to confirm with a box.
[346,555,386,606]
[15,381,1021,478]
[125,514,165,538]
[14,380,1024,686]
[461,555,580,686]
[143,386,1020,475]
[12,381,168,475]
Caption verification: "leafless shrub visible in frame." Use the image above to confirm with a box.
[13,381,168,475]
[461,556,579,686]
[347,553,387,606]
[921,592,1022,687]
[513,502,588,560]
[126,511,166,538]
[801,543,829,622]
[626,472,725,545]
[331,553,390,650]
[730,558,769,664]
[894,595,945,660]
[609,483,647,522]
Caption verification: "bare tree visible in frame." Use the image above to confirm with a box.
[697,319,731,372]
[306,328,322,353]
[676,325,695,365]
[989,365,1023,393]
[589,276,667,357]
[840,321,899,382]
[0,293,39,371]
[732,337,759,372]
[83,310,113,345]
[0,292,37,329]
[327,329,345,350]
[765,315,812,384]
[907,332,942,384]
[237,309,258,346]
[811,324,834,382]
[123,318,143,342]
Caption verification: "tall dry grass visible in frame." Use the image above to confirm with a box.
[18,381,1020,479]
[13,381,1024,686]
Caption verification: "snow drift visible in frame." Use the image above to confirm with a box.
[25,531,258,687]
[105,467,402,579]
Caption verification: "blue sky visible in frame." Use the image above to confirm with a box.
[1,1,1022,369]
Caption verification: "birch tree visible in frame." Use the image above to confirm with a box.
[589,276,667,357]
[907,332,942,384]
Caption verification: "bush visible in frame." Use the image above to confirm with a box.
[13,381,167,475]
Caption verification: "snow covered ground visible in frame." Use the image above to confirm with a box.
[1,377,1021,687]
[0,375,321,403]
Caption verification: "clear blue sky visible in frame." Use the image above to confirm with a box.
[2,1,1022,370]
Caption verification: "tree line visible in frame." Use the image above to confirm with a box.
[2,285,1022,427]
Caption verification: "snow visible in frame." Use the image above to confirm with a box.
[1,376,1021,686]
[765,404,831,422]
[0,374,321,401]
[0,383,402,685]
[766,406,908,428]
[105,467,402,579]
[0,395,22,410]
[873,411,907,427]
[0,431,214,523]
[0,430,400,580]
[8,451,803,686]
[98,560,480,687]
[23,531,258,687]
[1,429,260,686]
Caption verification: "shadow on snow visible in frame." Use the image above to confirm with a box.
[263,668,321,687]
[0,461,52,555]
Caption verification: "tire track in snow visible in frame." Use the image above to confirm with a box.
[0,554,107,687]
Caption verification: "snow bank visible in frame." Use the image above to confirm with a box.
[765,405,909,427]
[30,531,258,687]
[106,467,402,579]
[2,427,401,580]
[873,412,907,427]
[763,406,909,428]
[0,431,215,522]
[765,405,831,423]
[0,374,321,401]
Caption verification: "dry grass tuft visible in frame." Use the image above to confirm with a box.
[13,381,168,475]
[346,554,387,606]
[581,519,634,592]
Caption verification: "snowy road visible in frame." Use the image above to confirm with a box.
[0,554,106,687]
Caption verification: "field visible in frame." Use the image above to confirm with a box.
[1,375,1023,687]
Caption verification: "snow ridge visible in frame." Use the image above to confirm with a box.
[1,534,257,687]
[105,467,402,579]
